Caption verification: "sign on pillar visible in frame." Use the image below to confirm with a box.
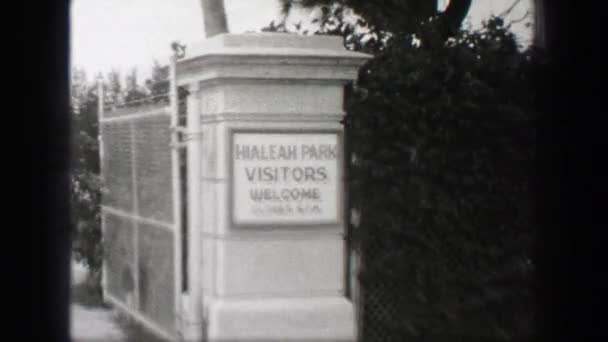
[231,131,342,226]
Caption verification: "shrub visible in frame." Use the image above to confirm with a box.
[344,17,544,340]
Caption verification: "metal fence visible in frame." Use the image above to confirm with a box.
[99,70,190,339]
[100,99,177,336]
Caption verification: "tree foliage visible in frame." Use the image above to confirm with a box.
[70,70,104,292]
[277,0,472,43]
[349,20,542,339]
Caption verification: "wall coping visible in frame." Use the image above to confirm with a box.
[175,33,372,86]
[181,33,371,60]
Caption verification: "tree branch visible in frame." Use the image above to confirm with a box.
[507,10,531,27]
[498,0,524,18]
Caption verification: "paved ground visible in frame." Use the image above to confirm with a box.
[71,261,126,342]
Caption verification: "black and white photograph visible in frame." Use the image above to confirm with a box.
[31,0,578,341]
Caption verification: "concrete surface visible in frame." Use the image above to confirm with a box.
[71,260,126,342]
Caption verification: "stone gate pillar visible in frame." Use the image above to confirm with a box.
[176,33,370,341]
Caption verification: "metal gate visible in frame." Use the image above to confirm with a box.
[99,62,187,340]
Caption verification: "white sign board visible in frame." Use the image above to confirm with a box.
[231,132,340,226]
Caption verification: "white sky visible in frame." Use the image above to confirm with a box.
[71,0,533,82]
[70,0,282,80]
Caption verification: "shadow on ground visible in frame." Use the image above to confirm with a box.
[71,260,166,342]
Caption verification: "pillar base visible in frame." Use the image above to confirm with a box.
[206,297,356,341]
[179,320,204,342]
[179,293,204,341]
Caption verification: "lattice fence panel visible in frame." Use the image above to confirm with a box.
[358,237,410,342]
[137,223,176,333]
[133,113,173,222]
[103,212,135,304]
[101,121,133,211]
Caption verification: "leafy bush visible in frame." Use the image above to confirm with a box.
[70,80,103,293]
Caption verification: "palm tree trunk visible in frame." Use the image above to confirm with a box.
[438,0,472,38]
[200,0,229,38]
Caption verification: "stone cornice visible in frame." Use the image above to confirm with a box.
[176,33,372,87]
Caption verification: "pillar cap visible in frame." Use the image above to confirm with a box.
[176,33,372,86]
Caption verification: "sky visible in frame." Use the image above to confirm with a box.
[71,0,533,83]
[70,0,282,81]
